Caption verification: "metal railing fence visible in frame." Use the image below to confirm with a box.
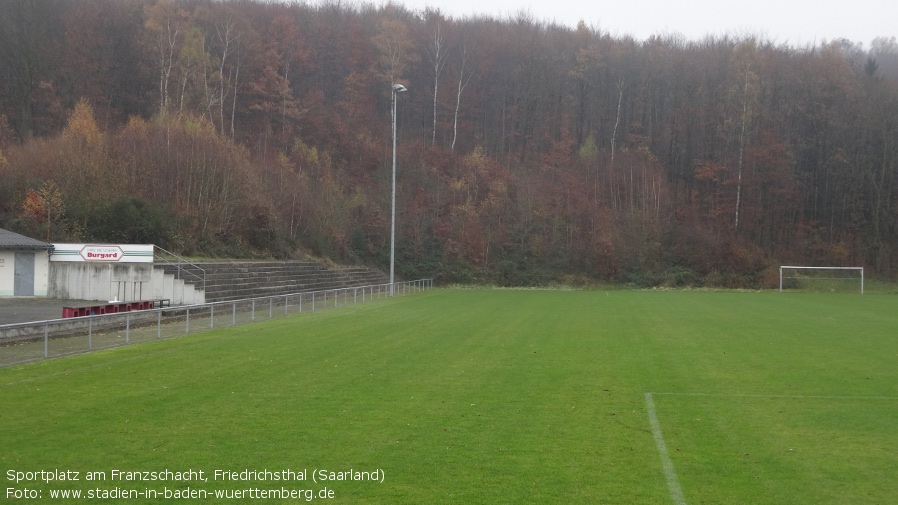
[153,245,206,293]
[0,279,433,368]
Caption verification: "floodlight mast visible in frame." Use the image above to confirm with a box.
[390,83,407,297]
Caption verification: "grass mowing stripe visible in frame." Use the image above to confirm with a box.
[645,393,687,505]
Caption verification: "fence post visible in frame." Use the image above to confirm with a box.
[3,279,438,366]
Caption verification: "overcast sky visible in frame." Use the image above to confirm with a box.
[384,0,895,48]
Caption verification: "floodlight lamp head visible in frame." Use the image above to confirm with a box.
[392,83,407,93]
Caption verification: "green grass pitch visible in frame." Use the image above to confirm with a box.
[2,289,896,504]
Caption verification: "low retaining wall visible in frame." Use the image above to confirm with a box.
[48,263,203,305]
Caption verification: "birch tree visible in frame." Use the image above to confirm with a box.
[175,27,213,117]
[451,42,475,152]
[424,17,448,145]
[196,7,247,138]
[609,75,624,213]
[728,42,759,232]
[374,16,416,87]
[144,0,189,117]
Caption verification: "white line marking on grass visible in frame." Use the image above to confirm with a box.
[643,391,896,505]
[645,392,688,505]
[652,392,898,400]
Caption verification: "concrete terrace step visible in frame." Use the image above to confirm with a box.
[154,261,390,303]
[202,270,386,286]
[206,275,388,294]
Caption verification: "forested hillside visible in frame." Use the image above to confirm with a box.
[1,0,896,287]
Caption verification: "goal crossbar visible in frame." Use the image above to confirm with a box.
[779,266,864,294]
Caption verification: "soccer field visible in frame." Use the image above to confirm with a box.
[1,289,896,504]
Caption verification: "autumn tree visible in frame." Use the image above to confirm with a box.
[21,180,65,241]
[374,12,417,87]
[56,99,116,232]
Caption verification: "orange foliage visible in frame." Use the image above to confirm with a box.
[20,181,65,241]
[62,99,102,146]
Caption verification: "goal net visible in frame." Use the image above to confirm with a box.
[779,266,864,294]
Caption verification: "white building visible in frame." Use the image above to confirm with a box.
[0,230,203,304]
[0,228,54,297]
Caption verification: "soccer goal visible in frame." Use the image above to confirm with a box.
[779,266,864,294]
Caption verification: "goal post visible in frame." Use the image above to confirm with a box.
[779,266,864,294]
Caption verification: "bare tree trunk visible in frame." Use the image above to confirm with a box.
[158,20,181,117]
[213,16,239,136]
[230,48,241,139]
[734,69,752,232]
[452,44,474,152]
[609,76,624,213]
[734,101,747,231]
[427,22,447,145]
[281,61,291,137]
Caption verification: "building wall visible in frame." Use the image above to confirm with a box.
[48,263,153,301]
[0,250,13,296]
[47,262,203,304]
[34,251,50,296]
[0,249,50,297]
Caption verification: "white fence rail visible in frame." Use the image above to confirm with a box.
[0,279,433,368]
